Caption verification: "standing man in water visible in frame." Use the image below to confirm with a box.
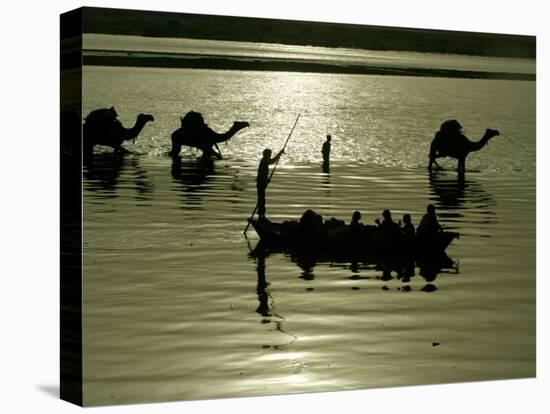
[256,148,284,221]
[322,134,332,163]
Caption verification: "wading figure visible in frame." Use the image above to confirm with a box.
[169,111,249,158]
[256,148,284,221]
[428,120,499,174]
[83,107,154,156]
[321,134,332,163]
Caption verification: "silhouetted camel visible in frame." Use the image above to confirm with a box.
[83,107,154,156]
[169,111,249,158]
[428,120,499,174]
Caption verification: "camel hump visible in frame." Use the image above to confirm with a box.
[440,119,462,135]
[85,106,118,124]
[181,111,206,131]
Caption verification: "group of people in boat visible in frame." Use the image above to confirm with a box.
[291,204,443,240]
[357,204,443,239]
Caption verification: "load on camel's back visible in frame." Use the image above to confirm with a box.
[169,111,249,159]
[428,119,499,175]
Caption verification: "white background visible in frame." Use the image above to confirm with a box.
[0,0,547,412]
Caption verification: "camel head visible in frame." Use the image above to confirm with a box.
[232,121,250,132]
[485,128,499,140]
[138,114,155,124]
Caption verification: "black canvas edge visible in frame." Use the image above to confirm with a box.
[60,7,83,407]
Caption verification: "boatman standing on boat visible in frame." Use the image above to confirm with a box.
[256,148,284,221]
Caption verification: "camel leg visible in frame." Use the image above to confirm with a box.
[203,147,222,159]
[429,157,441,171]
[115,146,130,154]
[458,158,465,174]
[83,141,94,159]
[169,143,182,158]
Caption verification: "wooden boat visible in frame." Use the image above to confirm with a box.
[248,218,459,257]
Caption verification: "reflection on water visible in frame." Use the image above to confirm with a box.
[252,240,458,294]
[254,251,271,318]
[170,156,216,210]
[249,248,298,350]
[429,171,495,212]
[83,153,154,202]
[428,171,497,236]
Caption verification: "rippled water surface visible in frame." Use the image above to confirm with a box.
[80,65,535,406]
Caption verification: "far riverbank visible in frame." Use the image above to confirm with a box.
[83,50,535,81]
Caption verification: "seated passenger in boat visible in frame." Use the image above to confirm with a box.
[375,209,399,231]
[375,209,401,241]
[298,209,325,234]
[324,217,345,231]
[417,204,443,238]
[350,210,363,232]
[402,213,416,239]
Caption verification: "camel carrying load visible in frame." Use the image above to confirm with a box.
[169,111,249,159]
[428,119,499,174]
[83,106,154,156]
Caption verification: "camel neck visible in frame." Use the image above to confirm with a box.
[127,117,147,139]
[470,132,492,152]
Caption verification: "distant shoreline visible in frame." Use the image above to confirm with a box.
[82,53,535,81]
[78,8,536,59]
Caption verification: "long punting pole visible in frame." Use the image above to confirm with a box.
[243,113,301,234]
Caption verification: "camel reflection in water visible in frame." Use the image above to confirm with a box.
[83,152,154,202]
[428,171,497,232]
[170,156,247,210]
[170,156,216,210]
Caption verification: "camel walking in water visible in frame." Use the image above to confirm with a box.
[83,107,154,156]
[428,120,499,174]
[169,111,249,159]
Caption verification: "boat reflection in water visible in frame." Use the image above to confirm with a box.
[249,247,298,350]
[249,239,459,298]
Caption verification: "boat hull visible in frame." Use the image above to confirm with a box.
[249,219,458,258]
